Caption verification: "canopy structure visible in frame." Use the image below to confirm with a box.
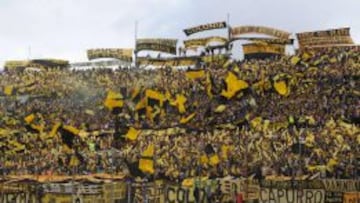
[4,59,69,72]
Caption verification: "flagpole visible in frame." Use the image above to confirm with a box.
[227,13,230,39]
[226,13,232,55]
[134,20,138,68]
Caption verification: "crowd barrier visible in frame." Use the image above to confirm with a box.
[1,178,359,203]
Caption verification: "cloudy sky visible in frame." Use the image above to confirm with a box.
[0,0,359,66]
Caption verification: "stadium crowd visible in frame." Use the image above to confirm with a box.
[0,46,359,182]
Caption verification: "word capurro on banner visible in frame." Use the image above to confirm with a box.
[184,21,227,36]
[136,38,178,55]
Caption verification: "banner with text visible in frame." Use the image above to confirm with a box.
[138,54,229,67]
[231,37,294,45]
[136,38,178,55]
[296,27,354,49]
[87,48,133,62]
[137,57,199,67]
[184,36,228,48]
[231,26,291,39]
[184,21,227,36]
[243,43,286,55]
[2,178,360,203]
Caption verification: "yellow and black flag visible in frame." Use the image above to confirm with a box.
[59,125,80,148]
[104,90,124,114]
[221,71,249,99]
[145,89,165,107]
[130,87,142,103]
[135,97,147,120]
[24,113,43,134]
[139,144,155,174]
[145,105,162,124]
[204,144,220,166]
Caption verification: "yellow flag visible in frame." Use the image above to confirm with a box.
[63,125,80,135]
[326,158,338,172]
[126,127,140,141]
[4,86,14,96]
[214,105,226,113]
[182,178,194,187]
[291,56,301,65]
[176,94,187,113]
[146,89,165,107]
[49,122,61,138]
[250,117,263,129]
[301,52,311,60]
[142,144,154,157]
[139,144,155,174]
[274,80,289,96]
[146,106,154,121]
[69,155,80,167]
[139,159,154,174]
[185,70,205,80]
[180,113,196,124]
[104,99,124,110]
[24,114,35,124]
[170,94,187,113]
[200,155,209,164]
[221,72,249,99]
[107,90,123,100]
[327,158,338,167]
[135,98,147,111]
[131,87,141,100]
[221,145,231,160]
[206,72,213,98]
[209,154,220,166]
[104,90,124,110]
